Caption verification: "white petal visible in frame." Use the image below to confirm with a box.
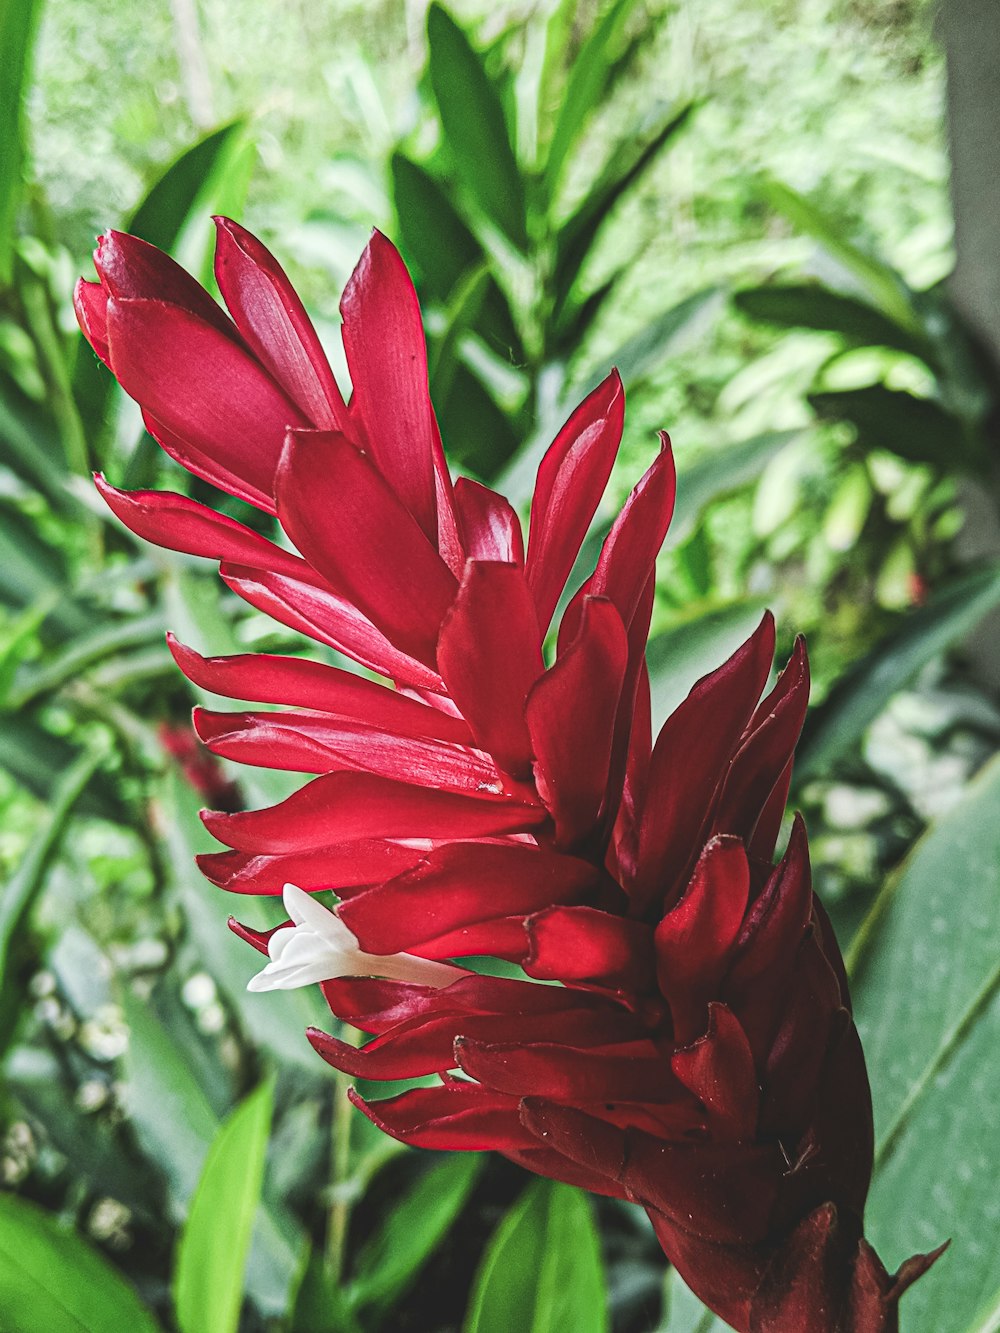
[281,883,358,948]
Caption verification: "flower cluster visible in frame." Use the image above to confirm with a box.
[77,221,939,1331]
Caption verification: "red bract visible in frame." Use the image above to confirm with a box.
[78,222,941,1331]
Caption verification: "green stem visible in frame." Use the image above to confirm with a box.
[326,1023,362,1282]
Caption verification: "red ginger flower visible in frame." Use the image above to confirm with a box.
[77,221,941,1331]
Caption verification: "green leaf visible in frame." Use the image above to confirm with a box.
[552,102,695,312]
[437,362,522,479]
[0,1192,161,1333]
[544,0,642,199]
[0,712,122,820]
[851,754,1000,1333]
[734,284,935,363]
[464,1180,608,1333]
[808,385,980,471]
[0,377,74,509]
[390,152,484,303]
[583,287,724,390]
[0,0,43,284]
[8,611,165,709]
[761,179,919,332]
[647,599,770,730]
[290,1246,362,1333]
[174,1078,275,1333]
[426,4,527,249]
[350,1154,483,1319]
[670,430,802,546]
[795,562,1000,785]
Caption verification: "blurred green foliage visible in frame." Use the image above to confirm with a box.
[2,1,1000,1330]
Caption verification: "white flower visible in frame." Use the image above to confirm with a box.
[247,883,463,993]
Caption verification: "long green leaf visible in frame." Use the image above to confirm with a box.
[0,1192,161,1333]
[174,1078,275,1333]
[658,1265,729,1332]
[391,152,484,302]
[809,384,981,471]
[427,4,527,249]
[552,102,694,311]
[544,0,641,198]
[0,713,122,820]
[852,754,1000,1333]
[8,611,165,708]
[795,562,1000,784]
[670,430,801,545]
[734,284,934,363]
[0,0,43,284]
[350,1154,483,1318]
[762,179,919,331]
[582,286,724,389]
[464,1180,608,1333]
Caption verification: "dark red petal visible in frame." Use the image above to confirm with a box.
[525,906,655,991]
[608,658,652,891]
[340,230,441,540]
[453,477,524,564]
[276,429,457,667]
[74,279,111,365]
[95,231,235,335]
[728,815,813,992]
[142,410,276,513]
[654,835,751,1042]
[193,707,497,788]
[413,916,532,961]
[519,1098,628,1186]
[348,1083,534,1152]
[200,770,546,853]
[526,596,628,847]
[95,477,308,577]
[436,561,543,777]
[455,1036,676,1103]
[213,217,348,431]
[505,1145,631,1200]
[198,841,426,894]
[525,370,625,633]
[167,636,472,742]
[635,612,775,913]
[220,562,443,690]
[106,297,306,507]
[339,842,599,952]
[560,433,676,650]
[671,1002,758,1142]
[712,637,810,848]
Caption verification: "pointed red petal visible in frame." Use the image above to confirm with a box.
[338,842,599,952]
[671,1003,759,1142]
[201,770,546,853]
[74,279,111,365]
[526,597,628,847]
[437,561,543,777]
[167,636,471,742]
[95,477,307,576]
[106,297,306,507]
[213,217,348,431]
[524,906,655,991]
[276,429,457,666]
[348,1083,532,1152]
[340,230,441,540]
[95,231,235,335]
[453,477,524,563]
[197,840,426,894]
[456,1036,675,1103]
[525,370,624,633]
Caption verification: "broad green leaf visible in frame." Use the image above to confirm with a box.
[809,385,981,471]
[430,264,492,402]
[552,102,695,312]
[464,1180,608,1333]
[427,4,527,249]
[657,1265,728,1332]
[762,179,919,332]
[438,362,522,479]
[734,284,934,363]
[583,287,724,390]
[544,0,641,198]
[290,1246,362,1333]
[0,1193,161,1333]
[129,121,246,252]
[350,1154,484,1318]
[670,430,802,546]
[0,0,43,284]
[647,599,770,730]
[118,983,303,1317]
[852,754,1000,1333]
[795,562,1000,785]
[174,1078,275,1333]
[391,152,484,302]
